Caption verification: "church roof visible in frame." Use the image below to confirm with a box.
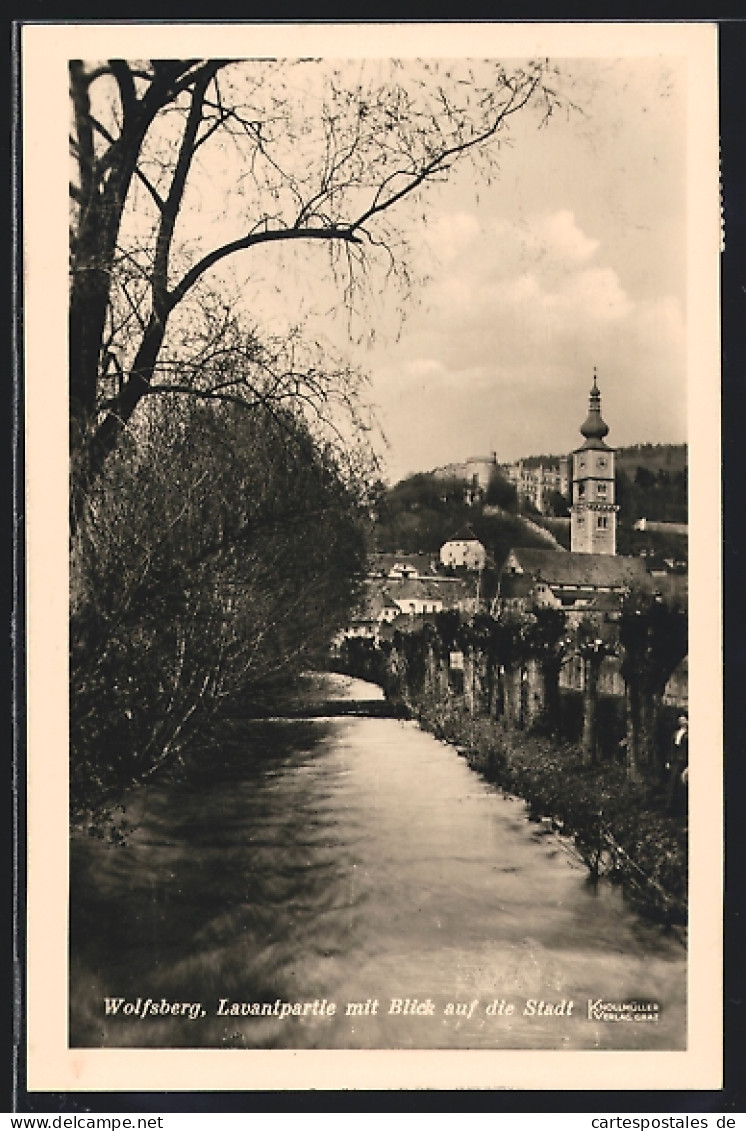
[504,547,648,590]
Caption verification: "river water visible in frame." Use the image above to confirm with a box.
[69,672,686,1050]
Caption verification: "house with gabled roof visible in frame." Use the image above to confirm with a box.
[388,578,446,617]
[440,526,487,571]
[369,552,437,580]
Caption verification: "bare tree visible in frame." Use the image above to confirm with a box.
[70,57,566,511]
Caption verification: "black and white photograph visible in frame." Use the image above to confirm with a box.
[22,21,722,1093]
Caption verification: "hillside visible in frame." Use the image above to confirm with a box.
[377,443,688,562]
[615,443,687,478]
[372,473,551,567]
[518,442,686,474]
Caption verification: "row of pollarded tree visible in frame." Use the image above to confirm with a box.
[340,593,687,785]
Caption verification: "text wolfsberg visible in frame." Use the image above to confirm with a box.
[104,997,205,1020]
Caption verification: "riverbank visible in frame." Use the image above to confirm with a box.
[404,693,687,928]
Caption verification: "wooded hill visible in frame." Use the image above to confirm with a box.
[615,443,687,477]
[372,472,550,565]
[524,444,688,525]
[374,440,688,565]
[520,443,686,475]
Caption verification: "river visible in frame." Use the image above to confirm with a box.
[69,672,686,1050]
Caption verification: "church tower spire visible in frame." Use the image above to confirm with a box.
[579,368,609,443]
[570,369,618,555]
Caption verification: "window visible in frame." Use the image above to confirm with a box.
[597,482,607,496]
[598,516,608,529]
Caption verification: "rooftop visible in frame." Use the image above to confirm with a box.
[504,547,648,590]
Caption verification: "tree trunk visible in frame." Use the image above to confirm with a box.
[72,318,168,529]
[624,683,643,783]
[639,688,664,779]
[541,656,562,732]
[624,673,665,782]
[463,649,475,714]
[503,664,525,729]
[488,654,502,718]
[524,658,544,728]
[495,664,506,720]
[582,654,601,764]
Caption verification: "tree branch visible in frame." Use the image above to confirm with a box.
[167,225,363,312]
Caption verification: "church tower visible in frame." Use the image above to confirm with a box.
[570,370,618,555]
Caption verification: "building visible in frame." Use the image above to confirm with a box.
[440,528,487,571]
[502,458,569,514]
[500,545,647,620]
[465,453,499,496]
[431,453,499,504]
[633,518,688,537]
[570,370,618,555]
[368,553,437,580]
[335,563,481,647]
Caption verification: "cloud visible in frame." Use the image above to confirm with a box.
[430,208,629,322]
[423,211,481,263]
[403,357,448,381]
[525,209,601,264]
[366,207,685,480]
[398,209,638,371]
[549,266,633,323]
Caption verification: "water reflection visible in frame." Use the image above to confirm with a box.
[70,673,686,1049]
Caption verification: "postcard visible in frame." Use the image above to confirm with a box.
[22,20,722,1094]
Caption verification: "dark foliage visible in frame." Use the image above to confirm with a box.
[615,465,687,526]
[71,399,368,829]
[485,468,519,512]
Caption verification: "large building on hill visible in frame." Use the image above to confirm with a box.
[431,453,499,503]
[501,458,570,514]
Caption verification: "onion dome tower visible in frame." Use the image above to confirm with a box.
[570,369,618,555]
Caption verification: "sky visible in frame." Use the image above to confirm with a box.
[70,41,699,490]
[353,57,689,483]
[133,49,694,489]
